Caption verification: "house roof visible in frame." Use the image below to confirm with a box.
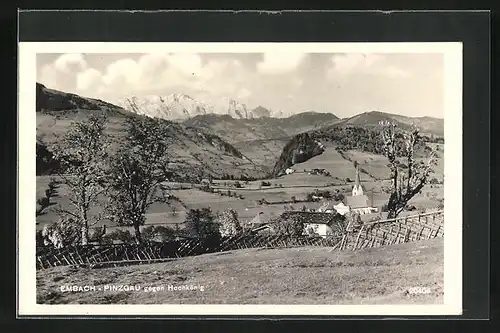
[345,195,370,208]
[248,212,275,225]
[279,211,344,226]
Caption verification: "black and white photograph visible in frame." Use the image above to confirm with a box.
[18,42,463,316]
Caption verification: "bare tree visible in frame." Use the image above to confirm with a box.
[380,121,436,218]
[106,113,174,244]
[51,114,110,245]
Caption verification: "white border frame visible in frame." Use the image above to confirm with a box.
[18,42,463,316]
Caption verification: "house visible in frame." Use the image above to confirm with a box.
[317,201,338,213]
[280,211,346,238]
[303,223,333,238]
[333,201,350,215]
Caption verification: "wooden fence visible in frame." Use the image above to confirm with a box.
[341,210,444,251]
[36,210,443,270]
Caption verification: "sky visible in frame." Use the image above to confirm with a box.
[36,52,444,119]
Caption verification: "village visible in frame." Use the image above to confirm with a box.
[245,165,379,238]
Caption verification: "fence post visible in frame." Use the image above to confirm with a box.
[353,226,364,250]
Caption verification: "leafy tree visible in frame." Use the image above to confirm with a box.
[51,114,110,245]
[273,214,304,237]
[106,115,174,244]
[217,209,243,237]
[41,217,81,248]
[184,208,220,240]
[380,121,436,218]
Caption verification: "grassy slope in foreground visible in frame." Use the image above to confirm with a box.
[37,238,443,305]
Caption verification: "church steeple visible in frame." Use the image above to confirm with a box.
[352,164,364,196]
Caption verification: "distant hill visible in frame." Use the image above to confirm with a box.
[335,111,444,137]
[184,111,340,144]
[36,83,269,180]
[36,83,127,115]
[271,133,326,177]
[251,105,272,118]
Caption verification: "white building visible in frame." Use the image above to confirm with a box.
[333,165,377,215]
[303,223,333,238]
[333,202,350,215]
[352,165,364,196]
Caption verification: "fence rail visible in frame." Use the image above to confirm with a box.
[36,210,444,270]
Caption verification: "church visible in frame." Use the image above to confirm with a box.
[338,165,377,215]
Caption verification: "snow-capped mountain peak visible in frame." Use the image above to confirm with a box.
[115,93,284,121]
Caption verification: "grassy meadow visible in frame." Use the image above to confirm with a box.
[36,237,444,304]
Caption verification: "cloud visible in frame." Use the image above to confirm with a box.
[328,53,411,78]
[77,68,102,91]
[39,52,300,104]
[38,54,89,93]
[235,88,252,99]
[54,53,87,73]
[383,66,412,78]
[165,53,203,76]
[102,59,141,86]
[257,52,306,75]
[39,64,58,88]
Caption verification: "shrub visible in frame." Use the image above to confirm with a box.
[234,181,242,188]
[334,192,345,201]
[142,225,176,242]
[102,229,134,244]
[429,177,440,185]
[37,197,50,210]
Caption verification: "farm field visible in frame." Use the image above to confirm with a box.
[36,171,444,232]
[36,237,444,305]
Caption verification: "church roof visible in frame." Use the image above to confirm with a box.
[345,195,370,208]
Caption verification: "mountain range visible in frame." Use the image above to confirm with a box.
[114,94,285,121]
[35,82,444,180]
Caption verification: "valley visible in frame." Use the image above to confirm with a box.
[35,83,444,238]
